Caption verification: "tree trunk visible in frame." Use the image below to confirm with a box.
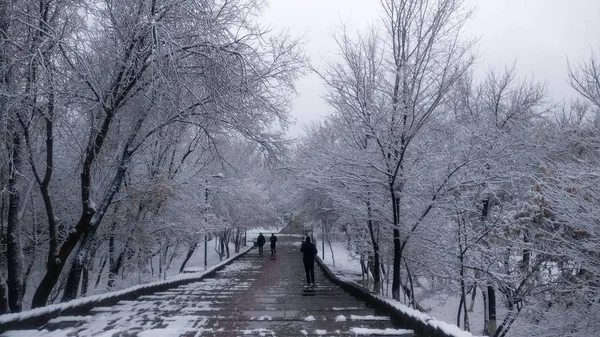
[493,310,520,337]
[327,240,336,268]
[81,245,99,294]
[521,229,530,273]
[233,230,239,253]
[108,233,116,288]
[32,41,139,305]
[391,190,402,301]
[95,255,107,289]
[488,285,497,336]
[461,279,470,330]
[81,266,89,297]
[61,250,84,302]
[360,256,367,287]
[61,226,98,302]
[217,231,227,260]
[165,244,178,280]
[0,0,12,316]
[31,201,94,308]
[366,197,381,293]
[108,222,123,289]
[380,263,386,295]
[403,260,416,308]
[179,243,198,273]
[456,294,463,328]
[0,273,9,314]
[483,283,489,335]
[458,216,470,330]
[157,243,166,279]
[18,0,64,310]
[7,133,23,313]
[482,199,491,335]
[59,159,128,302]
[468,284,477,312]
[109,250,124,290]
[234,228,241,253]
[21,255,35,301]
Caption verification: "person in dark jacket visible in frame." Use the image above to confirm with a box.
[257,233,265,256]
[270,233,278,255]
[300,237,318,285]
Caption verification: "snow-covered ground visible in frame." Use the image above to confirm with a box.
[1,229,274,325]
[319,240,488,337]
[0,258,259,337]
[0,246,252,328]
[13,229,274,313]
[1,229,485,337]
[167,238,253,277]
[1,233,418,337]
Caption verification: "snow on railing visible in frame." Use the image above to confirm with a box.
[0,246,253,332]
[316,256,483,337]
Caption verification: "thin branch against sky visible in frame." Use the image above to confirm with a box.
[261,0,600,137]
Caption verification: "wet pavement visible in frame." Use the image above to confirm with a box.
[2,235,413,336]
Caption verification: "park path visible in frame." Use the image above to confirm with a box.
[1,235,413,337]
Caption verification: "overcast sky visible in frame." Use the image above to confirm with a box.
[260,0,600,137]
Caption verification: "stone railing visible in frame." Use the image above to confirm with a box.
[0,246,253,333]
[315,256,477,337]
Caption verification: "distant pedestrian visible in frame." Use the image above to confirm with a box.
[300,237,318,285]
[257,233,265,256]
[270,233,278,255]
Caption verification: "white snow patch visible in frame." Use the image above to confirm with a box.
[319,242,481,337]
[1,330,76,337]
[429,319,481,337]
[0,246,252,326]
[96,329,124,337]
[300,330,308,336]
[350,327,414,335]
[47,315,92,323]
[163,315,198,329]
[181,266,204,273]
[241,328,274,335]
[315,329,327,335]
[137,328,195,337]
[350,314,390,321]
[304,315,316,321]
[331,306,361,310]
[334,315,347,322]
[379,296,478,337]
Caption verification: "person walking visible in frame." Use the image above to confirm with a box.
[257,233,265,256]
[270,233,278,255]
[300,237,318,285]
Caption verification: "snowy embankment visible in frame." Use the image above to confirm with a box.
[316,255,481,337]
[0,246,253,333]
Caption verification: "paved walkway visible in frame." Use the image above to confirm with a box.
[1,236,413,336]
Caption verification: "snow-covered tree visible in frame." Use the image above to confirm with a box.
[0,0,305,311]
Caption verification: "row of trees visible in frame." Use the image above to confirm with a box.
[287,1,600,336]
[2,1,598,336]
[0,0,303,313]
